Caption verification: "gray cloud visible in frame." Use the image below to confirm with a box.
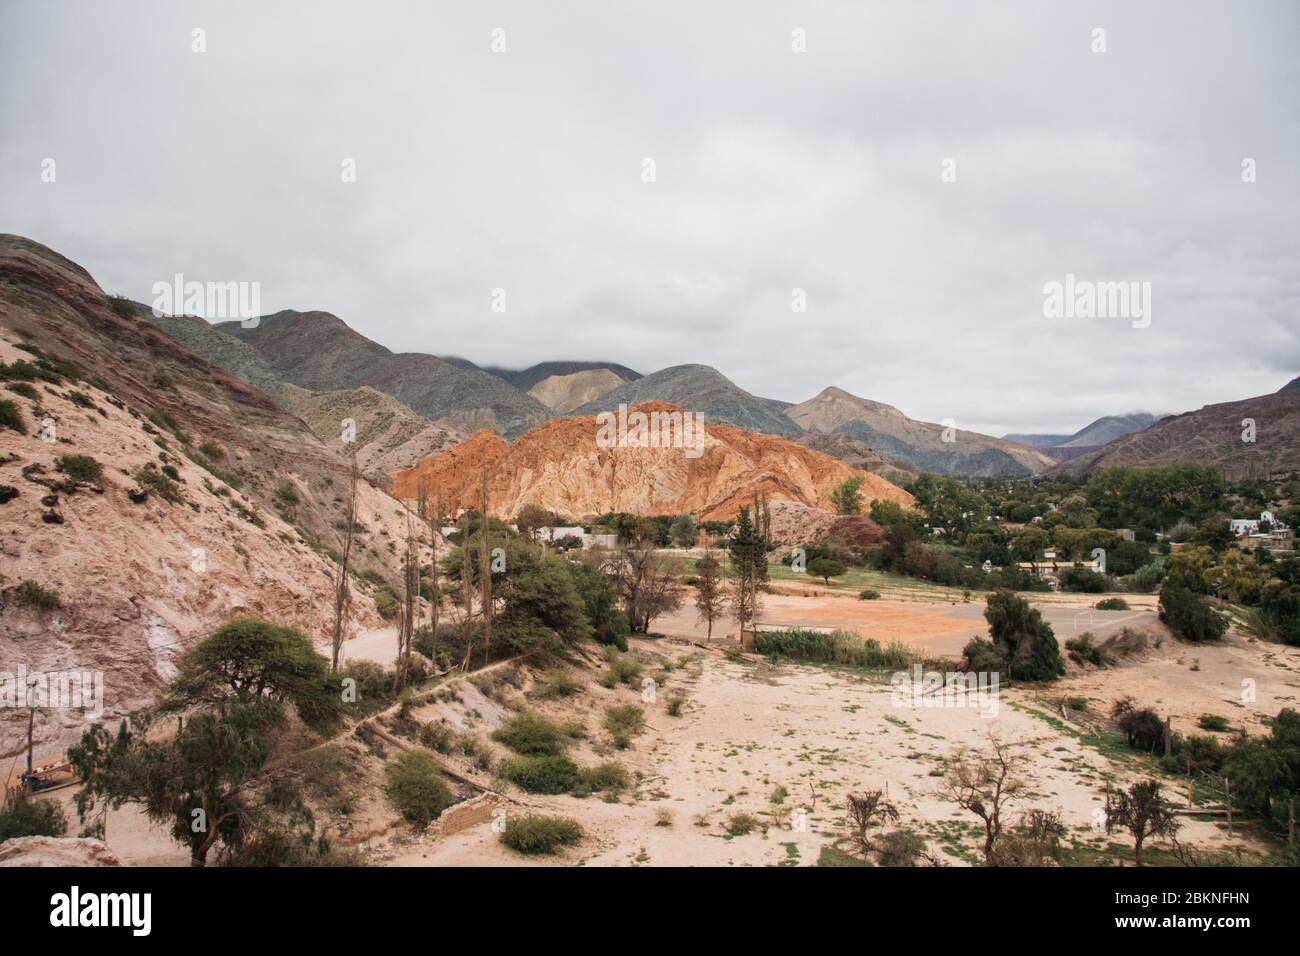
[2,0,1297,436]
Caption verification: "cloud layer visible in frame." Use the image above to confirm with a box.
[2,0,1297,435]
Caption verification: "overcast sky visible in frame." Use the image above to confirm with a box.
[2,1,1297,435]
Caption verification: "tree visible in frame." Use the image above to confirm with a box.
[983,590,1064,681]
[1159,581,1227,643]
[1104,779,1180,866]
[807,556,846,585]
[163,617,340,729]
[727,507,765,635]
[694,552,725,641]
[940,736,1027,863]
[513,503,554,544]
[846,789,900,852]
[70,704,278,866]
[566,560,629,650]
[830,476,864,515]
[609,546,684,633]
[669,513,698,548]
[1011,526,1050,566]
[330,452,359,671]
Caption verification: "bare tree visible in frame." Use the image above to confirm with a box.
[694,550,725,641]
[610,542,684,633]
[847,788,900,852]
[988,809,1067,866]
[940,735,1028,864]
[1105,779,1181,866]
[330,452,359,671]
[479,463,493,667]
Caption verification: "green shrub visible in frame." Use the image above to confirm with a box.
[1095,597,1130,611]
[132,465,182,503]
[753,628,913,668]
[1065,633,1107,667]
[665,694,686,717]
[1159,582,1227,643]
[55,454,103,484]
[604,704,646,748]
[858,589,881,600]
[534,670,583,698]
[492,712,569,756]
[725,812,759,836]
[0,399,26,435]
[499,814,583,854]
[66,390,96,409]
[5,382,38,400]
[599,656,643,688]
[876,829,926,867]
[577,761,630,794]
[1197,714,1230,733]
[499,755,580,794]
[0,795,68,840]
[4,581,61,610]
[384,751,454,826]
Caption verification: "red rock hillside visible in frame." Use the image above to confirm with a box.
[388,402,913,521]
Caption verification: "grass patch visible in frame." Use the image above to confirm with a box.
[499,814,583,855]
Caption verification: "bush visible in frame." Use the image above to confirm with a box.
[725,813,760,836]
[5,382,39,400]
[55,454,103,484]
[0,795,68,841]
[492,712,569,756]
[577,761,630,795]
[1065,633,1108,667]
[876,829,926,867]
[599,656,644,688]
[499,814,583,854]
[1095,597,1129,611]
[0,399,26,435]
[1113,699,1165,752]
[665,694,686,717]
[5,581,61,611]
[1159,582,1227,643]
[132,465,182,503]
[962,637,1009,675]
[604,704,646,749]
[1197,714,1230,733]
[1057,567,1108,593]
[984,590,1064,682]
[753,628,913,668]
[858,589,881,600]
[534,670,583,699]
[384,751,454,826]
[499,755,580,794]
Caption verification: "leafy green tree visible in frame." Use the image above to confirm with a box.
[807,557,847,585]
[983,589,1064,681]
[163,617,340,729]
[830,476,864,515]
[70,703,278,866]
[669,513,698,548]
[566,561,628,651]
[728,507,766,632]
[1104,779,1180,867]
[1011,527,1050,564]
[1159,581,1227,643]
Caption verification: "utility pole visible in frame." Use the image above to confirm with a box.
[26,677,38,775]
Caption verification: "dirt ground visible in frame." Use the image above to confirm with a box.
[17,588,1299,868]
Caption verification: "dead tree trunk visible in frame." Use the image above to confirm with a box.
[479,464,493,668]
[330,453,359,671]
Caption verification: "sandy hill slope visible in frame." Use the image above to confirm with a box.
[387,401,912,521]
[215,310,552,439]
[276,383,465,479]
[0,235,429,758]
[528,367,627,413]
[572,365,799,436]
[1049,382,1300,478]
[788,387,1054,477]
[478,360,642,391]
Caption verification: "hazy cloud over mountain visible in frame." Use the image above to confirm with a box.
[2,0,1296,434]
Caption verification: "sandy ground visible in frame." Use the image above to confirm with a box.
[655,590,1161,659]
[388,635,1274,867]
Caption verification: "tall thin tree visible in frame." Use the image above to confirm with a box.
[479,464,494,667]
[330,452,359,671]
